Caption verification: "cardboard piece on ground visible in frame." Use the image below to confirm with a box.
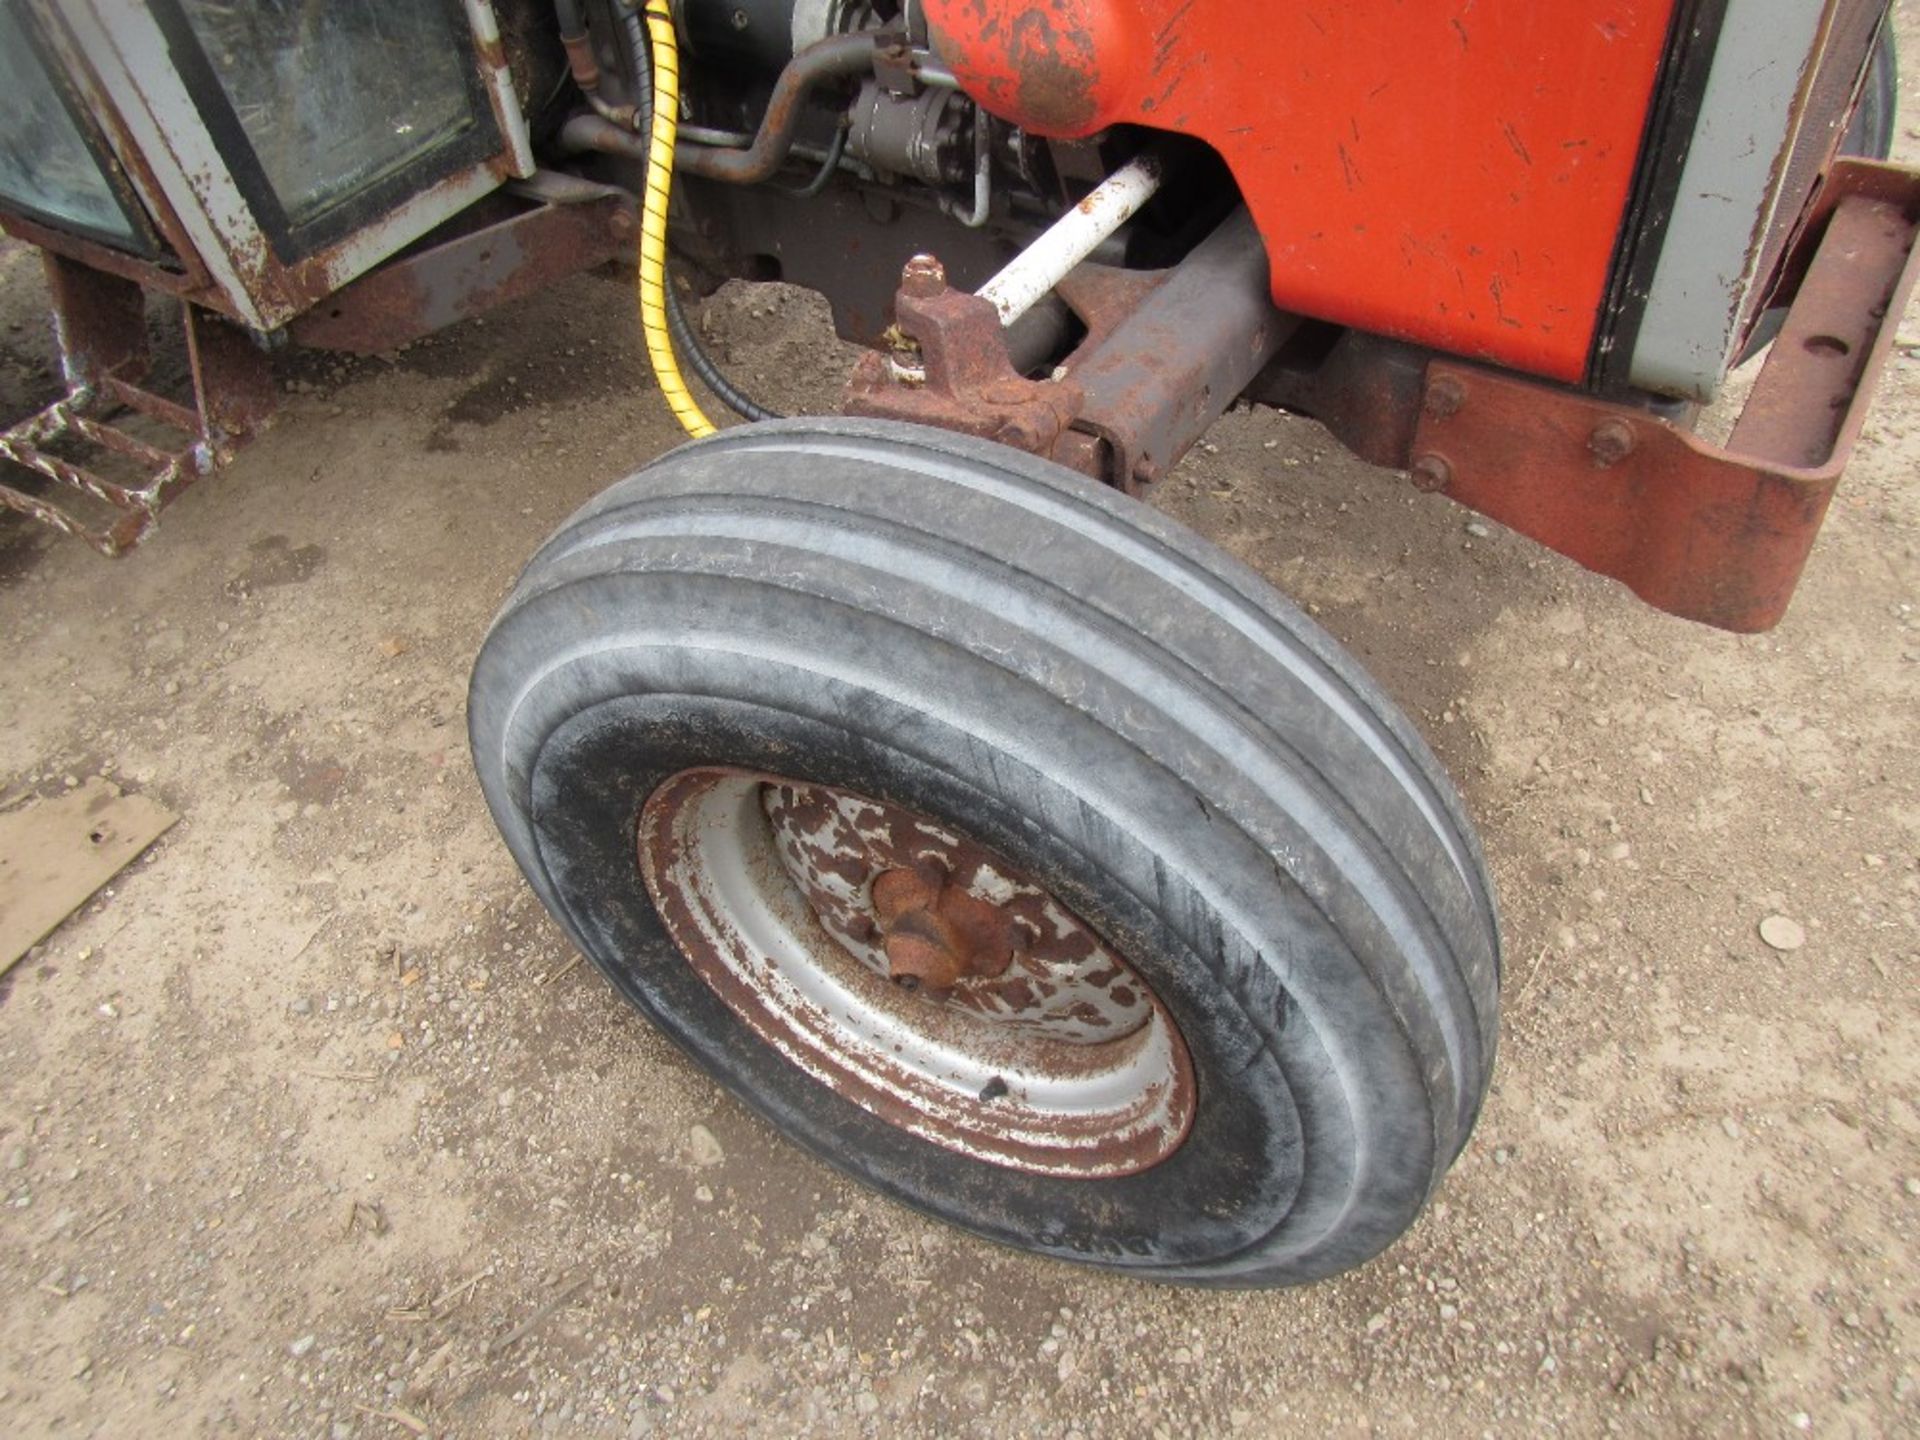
[0,778,177,973]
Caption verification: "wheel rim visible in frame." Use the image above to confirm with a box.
[637,768,1196,1178]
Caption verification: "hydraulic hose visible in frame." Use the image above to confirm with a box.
[632,6,718,438]
[621,4,784,430]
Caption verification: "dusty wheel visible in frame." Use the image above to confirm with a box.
[469,418,1500,1286]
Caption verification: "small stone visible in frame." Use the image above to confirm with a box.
[289,1334,317,1358]
[1790,1413,1811,1432]
[1465,521,1490,538]
[1758,915,1807,952]
[1721,1116,1741,1140]
[4,1146,24,1172]
[688,1124,724,1167]
[289,997,312,1016]
[1904,1178,1920,1198]
[693,1185,714,1204]
[1365,1313,1388,1336]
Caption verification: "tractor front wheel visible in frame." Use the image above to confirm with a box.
[468,418,1500,1286]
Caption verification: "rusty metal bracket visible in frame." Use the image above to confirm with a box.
[1410,178,1920,633]
[0,252,275,556]
[845,207,1291,491]
[844,255,1085,454]
[289,189,634,354]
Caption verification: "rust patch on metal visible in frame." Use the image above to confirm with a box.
[844,257,1085,455]
[0,256,274,556]
[290,195,630,354]
[925,0,1129,137]
[0,213,220,311]
[757,782,1143,1036]
[637,769,1195,1178]
[871,862,1018,992]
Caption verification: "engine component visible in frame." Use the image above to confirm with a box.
[564,30,877,185]
[845,79,969,187]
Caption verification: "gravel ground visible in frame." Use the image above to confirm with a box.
[1,14,1918,1438]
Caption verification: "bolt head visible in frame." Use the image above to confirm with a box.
[1425,377,1466,418]
[1588,418,1636,467]
[1410,453,1452,492]
[900,254,948,300]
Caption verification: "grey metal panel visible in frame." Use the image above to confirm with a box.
[1627,0,1828,402]
[51,0,531,331]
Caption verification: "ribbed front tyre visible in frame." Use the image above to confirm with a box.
[469,418,1500,1287]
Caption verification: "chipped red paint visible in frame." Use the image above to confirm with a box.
[923,0,1677,383]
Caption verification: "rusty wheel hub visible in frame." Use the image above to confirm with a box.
[637,770,1195,1178]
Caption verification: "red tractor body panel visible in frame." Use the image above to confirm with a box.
[926,0,1677,383]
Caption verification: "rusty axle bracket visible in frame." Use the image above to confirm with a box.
[844,208,1292,492]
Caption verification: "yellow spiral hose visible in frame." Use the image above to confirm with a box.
[637,6,717,438]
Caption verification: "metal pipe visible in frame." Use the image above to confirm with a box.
[678,31,879,183]
[554,0,638,129]
[561,114,872,180]
[680,123,753,149]
[939,102,991,229]
[913,57,961,89]
[975,153,1165,326]
[559,111,651,160]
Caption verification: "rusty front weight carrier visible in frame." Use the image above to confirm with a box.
[1412,160,1920,634]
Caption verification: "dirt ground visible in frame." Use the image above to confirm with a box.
[3,22,1920,1440]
